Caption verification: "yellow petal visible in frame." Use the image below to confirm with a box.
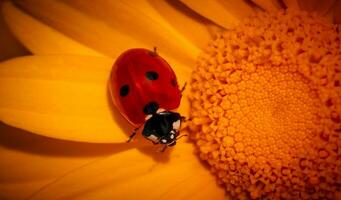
[2,1,193,90]
[0,3,29,61]
[282,0,300,10]
[298,0,336,15]
[324,6,335,23]
[0,123,134,199]
[14,0,198,68]
[12,0,143,59]
[0,55,128,143]
[2,1,102,57]
[0,55,191,143]
[142,0,219,49]
[251,0,283,11]
[1,181,50,200]
[16,143,225,200]
[65,0,211,52]
[180,0,255,29]
[333,0,341,23]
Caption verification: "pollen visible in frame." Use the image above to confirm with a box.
[189,10,341,199]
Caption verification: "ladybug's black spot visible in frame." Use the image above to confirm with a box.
[146,71,159,80]
[143,102,159,115]
[120,84,129,97]
[171,78,177,87]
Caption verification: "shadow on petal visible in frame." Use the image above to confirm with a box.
[0,122,131,157]
[16,143,225,200]
[0,121,174,163]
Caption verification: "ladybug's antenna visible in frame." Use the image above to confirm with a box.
[176,134,188,141]
[153,46,157,54]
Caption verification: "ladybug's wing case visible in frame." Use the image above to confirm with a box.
[110,49,181,126]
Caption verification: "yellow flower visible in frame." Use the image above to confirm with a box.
[0,0,340,199]
[189,10,341,199]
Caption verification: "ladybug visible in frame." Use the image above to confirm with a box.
[109,48,185,150]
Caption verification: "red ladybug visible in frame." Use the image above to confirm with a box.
[109,48,185,149]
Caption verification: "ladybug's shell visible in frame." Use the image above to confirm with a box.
[110,48,181,126]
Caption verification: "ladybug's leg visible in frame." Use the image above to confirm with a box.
[127,126,141,143]
[160,145,168,153]
[180,82,187,95]
[149,47,158,57]
[175,133,188,141]
[180,116,193,124]
[127,129,137,143]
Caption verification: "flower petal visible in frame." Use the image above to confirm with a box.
[14,0,198,68]
[0,4,29,61]
[2,1,192,91]
[141,0,219,49]
[298,0,336,15]
[0,55,191,143]
[0,123,135,199]
[15,143,225,200]
[6,0,196,79]
[282,0,300,10]
[333,0,341,23]
[11,0,143,59]
[180,0,255,29]
[0,55,128,143]
[251,0,283,11]
[323,7,335,23]
[2,1,102,57]
[65,0,212,52]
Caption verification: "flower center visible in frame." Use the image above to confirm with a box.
[219,68,320,166]
[189,10,341,199]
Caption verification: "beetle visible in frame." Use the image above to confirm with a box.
[109,48,186,151]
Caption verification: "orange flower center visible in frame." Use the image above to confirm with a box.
[188,10,341,199]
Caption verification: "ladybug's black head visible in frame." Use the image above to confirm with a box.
[142,102,182,147]
[143,102,159,115]
[158,130,178,146]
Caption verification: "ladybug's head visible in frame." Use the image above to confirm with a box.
[159,129,178,146]
[142,102,182,147]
